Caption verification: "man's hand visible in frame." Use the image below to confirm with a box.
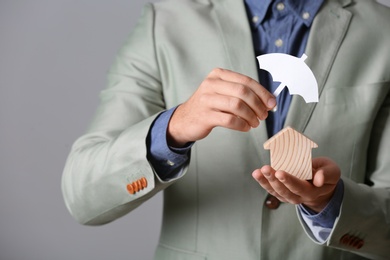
[252,157,341,212]
[167,68,276,147]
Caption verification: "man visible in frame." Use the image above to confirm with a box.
[62,0,390,259]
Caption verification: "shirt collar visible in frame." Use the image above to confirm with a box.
[285,0,324,26]
[245,0,324,27]
[245,0,272,27]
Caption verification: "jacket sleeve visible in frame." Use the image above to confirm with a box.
[61,4,184,225]
[298,87,390,260]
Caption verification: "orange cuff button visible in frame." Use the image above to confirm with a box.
[127,177,148,195]
[141,177,148,188]
[137,180,142,189]
[132,182,139,192]
[127,184,135,194]
[340,234,364,249]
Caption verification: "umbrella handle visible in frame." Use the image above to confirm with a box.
[270,82,285,112]
[273,82,285,97]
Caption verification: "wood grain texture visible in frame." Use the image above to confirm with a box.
[264,126,318,180]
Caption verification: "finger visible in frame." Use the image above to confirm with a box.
[209,79,269,121]
[267,170,303,203]
[261,167,301,203]
[275,170,336,206]
[252,166,275,194]
[200,93,260,128]
[274,170,312,195]
[200,109,251,132]
[252,168,271,186]
[211,68,276,112]
[252,168,279,196]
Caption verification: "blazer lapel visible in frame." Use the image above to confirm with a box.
[210,0,257,76]
[284,0,353,132]
[211,0,270,158]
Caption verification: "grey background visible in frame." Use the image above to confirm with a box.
[0,1,162,260]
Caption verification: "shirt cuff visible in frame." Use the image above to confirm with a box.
[147,107,193,180]
[297,179,344,242]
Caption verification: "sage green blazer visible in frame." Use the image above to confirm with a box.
[62,0,390,259]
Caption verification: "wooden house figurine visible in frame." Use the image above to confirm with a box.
[263,126,318,180]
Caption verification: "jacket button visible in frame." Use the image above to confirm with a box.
[126,177,148,195]
[340,234,364,249]
[340,234,351,244]
[126,184,135,194]
[351,237,364,249]
[265,194,280,209]
[355,239,364,249]
[137,179,143,189]
[132,182,139,192]
[141,177,148,188]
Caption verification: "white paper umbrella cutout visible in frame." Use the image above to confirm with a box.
[256,53,319,103]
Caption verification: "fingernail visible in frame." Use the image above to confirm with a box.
[268,98,276,108]
[262,170,270,177]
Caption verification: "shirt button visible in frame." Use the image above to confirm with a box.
[276,2,285,11]
[265,194,281,209]
[166,160,175,166]
[252,15,259,24]
[302,11,310,20]
[275,38,283,47]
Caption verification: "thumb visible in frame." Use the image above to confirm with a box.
[312,157,341,187]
